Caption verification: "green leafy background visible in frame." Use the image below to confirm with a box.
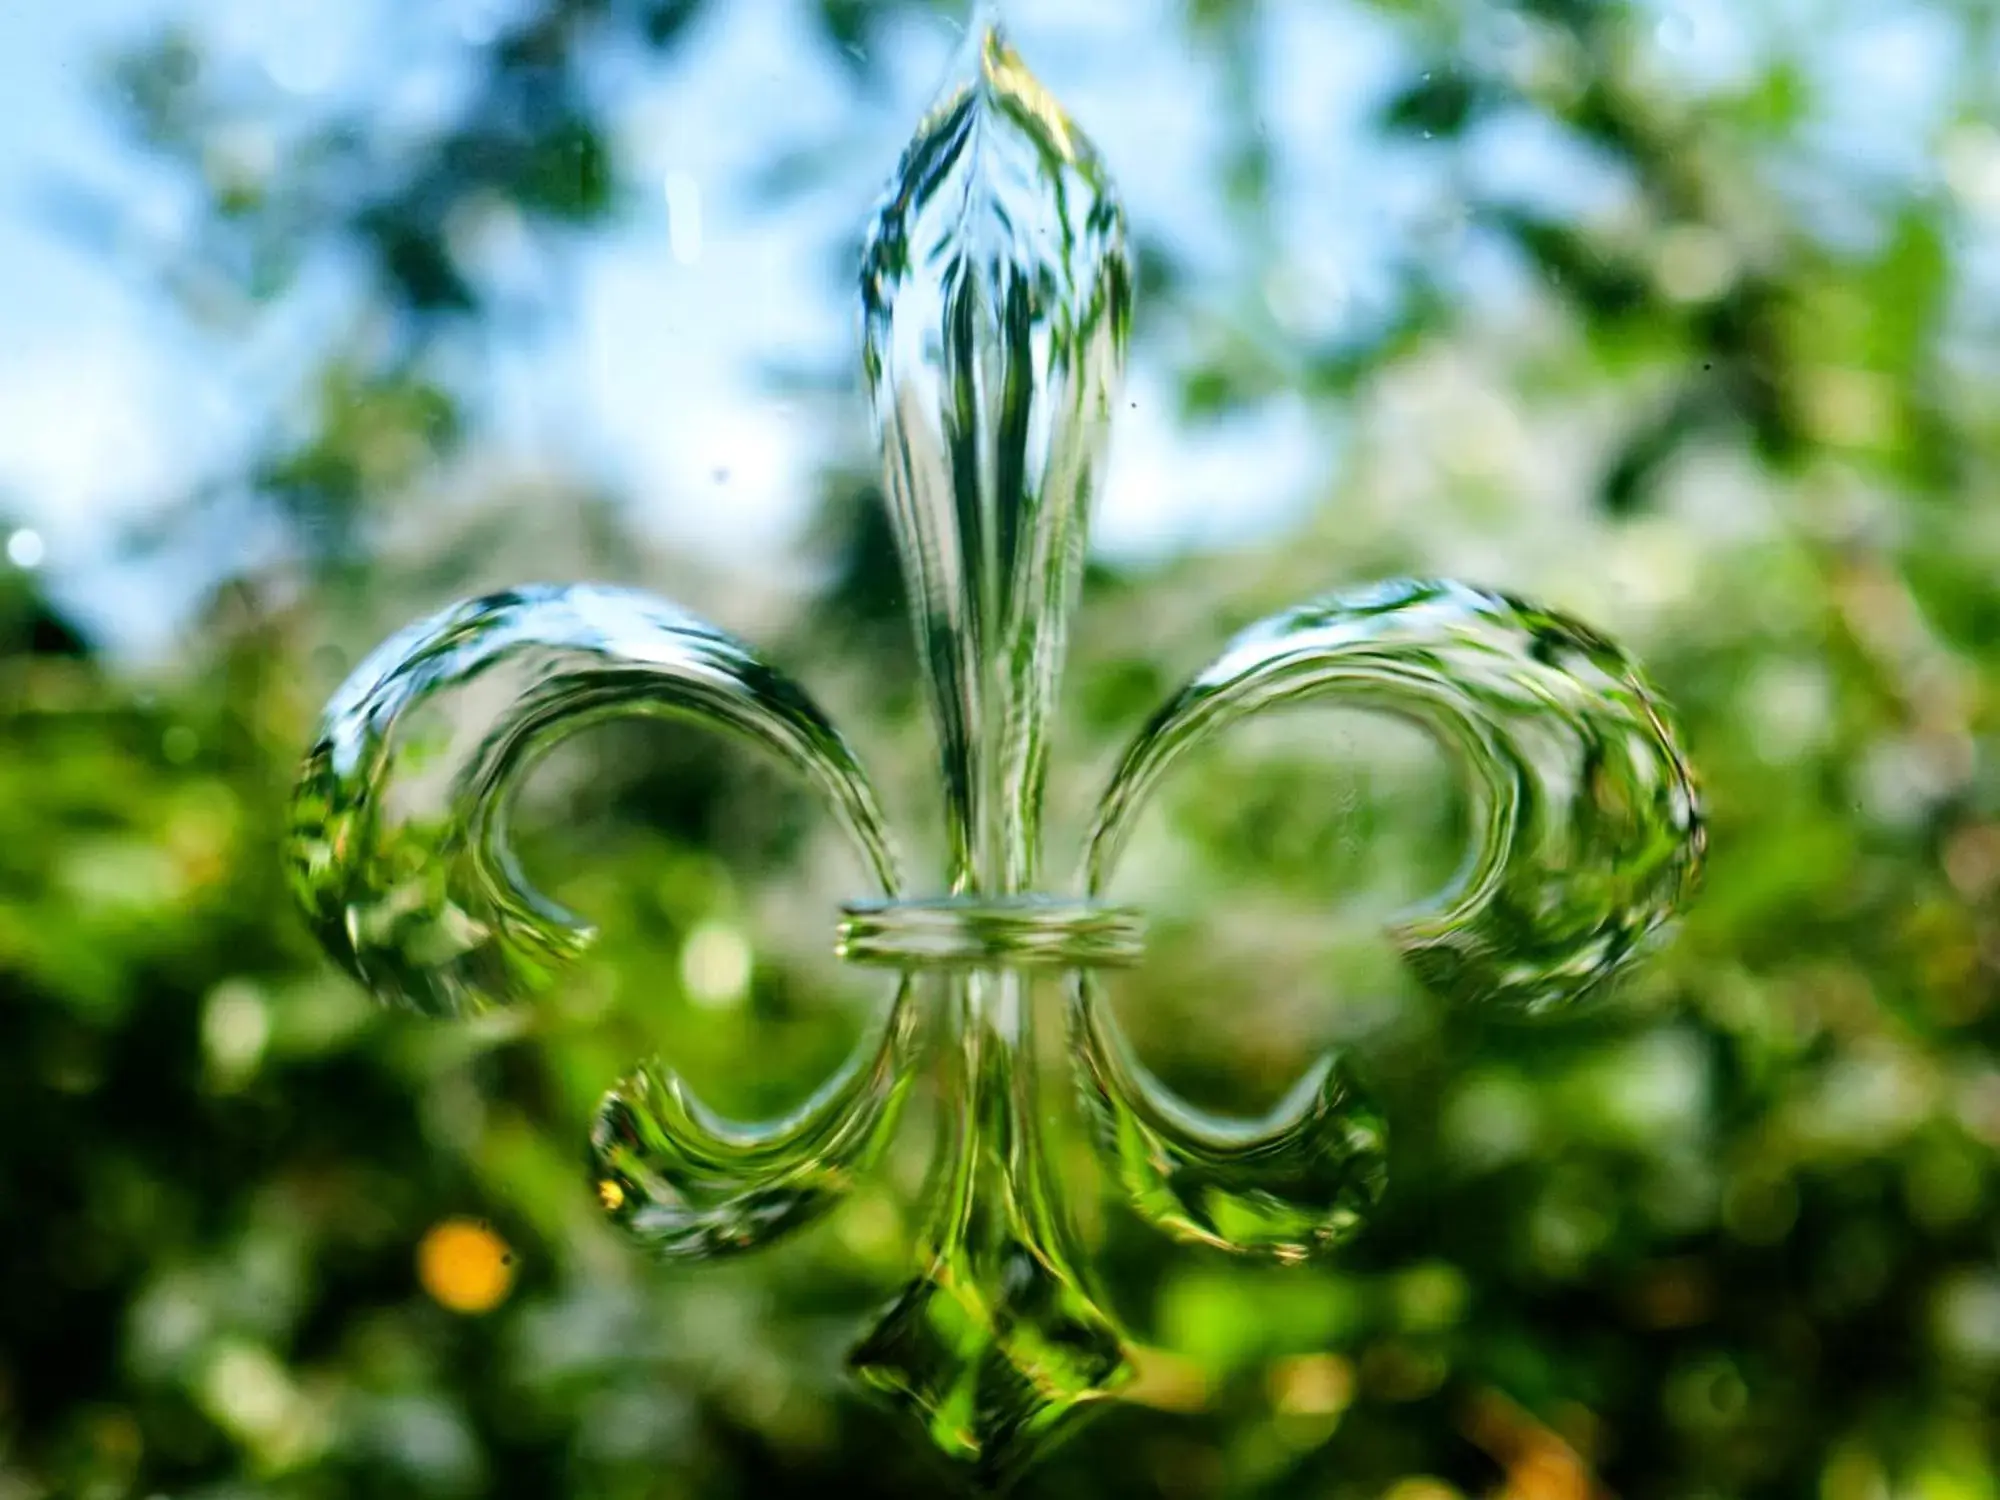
[2,1,1997,1496]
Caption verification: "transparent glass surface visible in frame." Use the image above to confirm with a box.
[0,0,1993,1496]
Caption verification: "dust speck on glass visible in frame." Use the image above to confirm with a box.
[287,10,1704,1486]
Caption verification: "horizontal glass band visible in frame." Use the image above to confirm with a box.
[837,897,1145,970]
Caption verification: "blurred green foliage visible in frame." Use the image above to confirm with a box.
[4,0,2000,1496]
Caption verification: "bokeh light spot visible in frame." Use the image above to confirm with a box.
[680,920,752,1008]
[6,528,44,569]
[1269,1353,1355,1417]
[418,1219,516,1314]
[1384,1480,1461,1500]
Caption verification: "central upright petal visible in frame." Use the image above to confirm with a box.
[850,22,1137,1483]
[862,20,1132,895]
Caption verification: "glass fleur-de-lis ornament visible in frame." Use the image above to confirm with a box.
[287,12,1703,1490]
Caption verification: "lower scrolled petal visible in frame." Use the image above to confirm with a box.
[1073,976,1387,1263]
[590,980,916,1259]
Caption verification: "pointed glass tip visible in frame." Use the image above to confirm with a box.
[963,0,1006,46]
[899,5,1107,191]
[860,9,1132,890]
[956,15,1090,167]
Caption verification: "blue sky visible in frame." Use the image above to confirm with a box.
[0,0,1407,653]
[0,0,185,580]
[0,0,1972,654]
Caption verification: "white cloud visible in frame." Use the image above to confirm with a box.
[1097,364,1332,564]
[0,335,178,550]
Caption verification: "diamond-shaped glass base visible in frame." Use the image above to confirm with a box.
[850,1242,1131,1489]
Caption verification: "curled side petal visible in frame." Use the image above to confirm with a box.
[1077,577,1704,1259]
[288,584,914,1256]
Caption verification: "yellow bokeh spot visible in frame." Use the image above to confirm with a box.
[1123,1347,1212,1414]
[418,1219,515,1315]
[1385,1481,1461,1500]
[1271,1354,1356,1418]
[597,1179,626,1211]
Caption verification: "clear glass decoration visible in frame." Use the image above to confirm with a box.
[287,11,1704,1488]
